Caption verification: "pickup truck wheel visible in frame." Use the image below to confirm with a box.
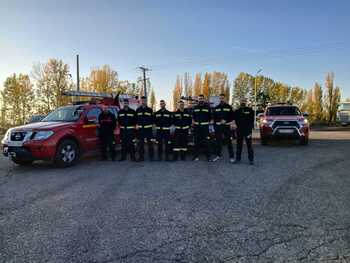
[55,139,79,167]
[11,158,33,166]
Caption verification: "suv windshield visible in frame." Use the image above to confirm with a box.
[339,103,350,111]
[266,106,301,116]
[42,106,84,122]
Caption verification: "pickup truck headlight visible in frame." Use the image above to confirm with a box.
[32,131,54,141]
[1,129,11,144]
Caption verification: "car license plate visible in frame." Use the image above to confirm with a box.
[279,129,294,134]
[7,141,23,147]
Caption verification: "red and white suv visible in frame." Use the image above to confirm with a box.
[259,104,310,145]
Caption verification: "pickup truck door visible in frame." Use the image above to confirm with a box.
[81,107,101,152]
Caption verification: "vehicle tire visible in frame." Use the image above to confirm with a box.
[11,158,33,166]
[300,137,309,145]
[261,137,268,145]
[55,139,80,168]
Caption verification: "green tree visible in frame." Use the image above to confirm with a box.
[233,72,253,105]
[313,83,323,121]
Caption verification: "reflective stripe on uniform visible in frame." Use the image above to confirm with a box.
[127,114,134,117]
[199,122,209,125]
[163,114,170,117]
[173,148,181,151]
[156,127,170,130]
[145,112,151,116]
[176,126,189,129]
[120,126,135,129]
[118,113,125,117]
[183,114,190,117]
[137,112,143,116]
[202,109,209,112]
[142,125,153,128]
[223,108,230,111]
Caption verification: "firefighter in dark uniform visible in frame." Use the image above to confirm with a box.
[172,100,192,161]
[136,96,154,161]
[192,94,212,162]
[117,99,137,161]
[212,93,235,162]
[98,105,117,161]
[234,97,255,165]
[154,100,173,161]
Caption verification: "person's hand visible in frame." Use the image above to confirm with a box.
[221,119,226,125]
[135,125,139,130]
[230,123,237,130]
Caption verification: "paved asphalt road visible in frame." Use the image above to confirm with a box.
[0,130,350,263]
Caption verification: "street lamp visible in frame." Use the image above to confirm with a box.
[254,69,262,129]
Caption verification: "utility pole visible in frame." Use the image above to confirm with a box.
[138,66,151,99]
[76,54,80,91]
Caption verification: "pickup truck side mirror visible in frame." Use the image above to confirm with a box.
[84,116,97,124]
[303,112,309,117]
[257,113,264,118]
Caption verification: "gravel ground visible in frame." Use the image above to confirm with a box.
[0,130,350,263]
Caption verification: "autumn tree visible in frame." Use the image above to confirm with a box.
[149,88,157,111]
[172,75,183,110]
[32,59,72,114]
[87,65,119,93]
[313,83,323,121]
[202,73,211,98]
[183,72,192,97]
[233,72,253,105]
[2,74,34,125]
[324,72,341,123]
[193,73,202,96]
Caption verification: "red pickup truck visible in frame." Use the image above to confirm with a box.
[1,103,121,167]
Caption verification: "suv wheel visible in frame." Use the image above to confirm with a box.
[11,158,33,166]
[55,139,79,167]
[300,137,309,145]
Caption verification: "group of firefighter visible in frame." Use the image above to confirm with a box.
[98,93,255,164]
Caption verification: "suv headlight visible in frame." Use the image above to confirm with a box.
[32,131,54,141]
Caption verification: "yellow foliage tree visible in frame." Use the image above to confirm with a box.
[193,73,202,96]
[88,65,119,93]
[202,73,210,98]
[172,75,183,110]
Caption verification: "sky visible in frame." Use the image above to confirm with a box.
[1,0,350,105]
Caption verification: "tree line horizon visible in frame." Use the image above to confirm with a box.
[0,57,346,132]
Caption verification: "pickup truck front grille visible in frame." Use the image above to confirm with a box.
[272,121,300,130]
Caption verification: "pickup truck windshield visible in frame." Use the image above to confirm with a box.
[266,106,301,116]
[42,106,84,122]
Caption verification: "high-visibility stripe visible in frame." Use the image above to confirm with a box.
[223,108,230,112]
[144,112,151,116]
[175,114,181,117]
[120,126,135,129]
[202,109,209,112]
[194,109,200,112]
[183,114,190,117]
[163,114,170,117]
[82,124,97,128]
[118,113,125,117]
[156,114,161,117]
[127,114,134,117]
[180,148,188,151]
[173,148,181,151]
[215,109,221,112]
[156,127,170,130]
[199,122,209,125]
[137,113,143,116]
[176,126,189,129]
[142,125,153,128]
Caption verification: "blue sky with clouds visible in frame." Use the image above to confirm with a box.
[1,0,349,104]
